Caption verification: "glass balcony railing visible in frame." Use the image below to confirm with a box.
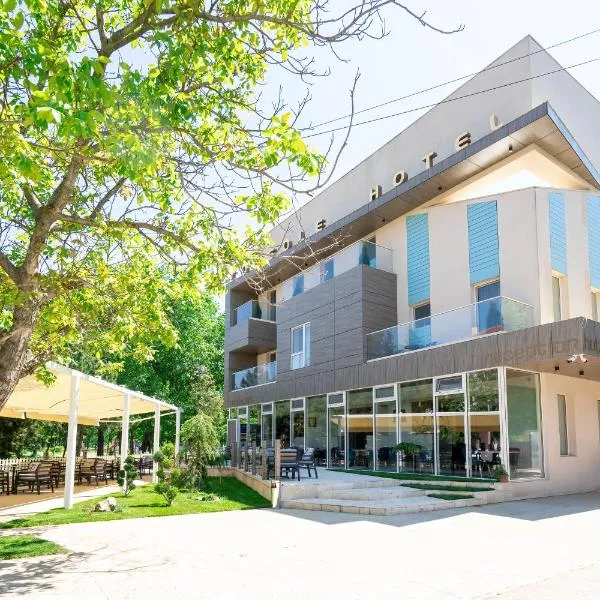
[366,296,535,361]
[282,240,393,301]
[231,360,277,390]
[232,300,276,326]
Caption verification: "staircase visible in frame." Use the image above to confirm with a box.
[280,473,512,516]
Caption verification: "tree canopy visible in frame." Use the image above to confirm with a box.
[0,1,462,409]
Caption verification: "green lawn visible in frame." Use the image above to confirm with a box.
[428,493,475,501]
[401,483,494,492]
[0,477,271,530]
[0,535,67,560]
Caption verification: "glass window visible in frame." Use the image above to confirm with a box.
[558,394,569,456]
[275,400,291,448]
[305,395,327,465]
[437,414,466,476]
[399,414,434,474]
[506,369,544,479]
[292,410,305,450]
[470,414,501,478]
[292,274,304,297]
[291,323,310,370]
[468,370,499,412]
[261,409,273,448]
[248,405,260,446]
[437,393,465,413]
[476,280,502,333]
[375,386,395,400]
[347,388,373,415]
[436,376,463,395]
[321,259,334,282]
[552,276,562,321]
[328,405,345,467]
[399,379,433,414]
[414,303,431,320]
[359,238,377,268]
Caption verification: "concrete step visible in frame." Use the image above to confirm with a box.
[323,486,425,501]
[281,494,484,516]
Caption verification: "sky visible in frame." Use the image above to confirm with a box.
[277,0,600,202]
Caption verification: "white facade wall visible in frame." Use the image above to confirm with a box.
[510,373,600,499]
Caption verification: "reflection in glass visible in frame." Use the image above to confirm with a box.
[506,370,543,479]
[375,401,397,471]
[437,393,465,413]
[275,400,291,448]
[399,415,434,473]
[261,410,273,448]
[399,379,433,414]
[248,405,260,446]
[468,370,499,411]
[306,395,327,465]
[291,409,305,450]
[437,415,466,476]
[347,389,373,469]
[328,406,345,467]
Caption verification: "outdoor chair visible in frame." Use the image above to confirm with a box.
[0,469,9,495]
[79,458,108,486]
[17,461,54,494]
[298,448,318,478]
[280,448,300,481]
[138,455,153,477]
[47,461,62,488]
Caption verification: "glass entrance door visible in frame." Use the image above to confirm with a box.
[435,377,467,477]
[327,404,345,468]
[291,399,305,451]
[261,405,273,448]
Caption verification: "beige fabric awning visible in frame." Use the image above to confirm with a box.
[0,362,178,426]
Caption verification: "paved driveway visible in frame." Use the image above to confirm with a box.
[2,492,600,599]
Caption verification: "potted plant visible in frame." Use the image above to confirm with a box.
[394,442,424,471]
[492,464,509,482]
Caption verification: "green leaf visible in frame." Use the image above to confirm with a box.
[36,106,61,124]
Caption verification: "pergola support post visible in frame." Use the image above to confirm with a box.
[175,408,182,460]
[152,404,160,483]
[120,392,131,471]
[64,373,81,509]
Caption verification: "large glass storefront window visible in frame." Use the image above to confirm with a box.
[248,405,260,446]
[506,369,544,479]
[399,380,434,474]
[347,388,373,469]
[468,370,501,478]
[328,404,345,467]
[291,401,305,450]
[375,387,397,472]
[306,395,327,465]
[261,406,273,448]
[275,400,290,448]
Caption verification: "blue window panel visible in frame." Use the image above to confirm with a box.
[588,196,600,289]
[406,213,430,305]
[549,192,568,274]
[468,201,499,285]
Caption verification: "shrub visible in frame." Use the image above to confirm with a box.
[180,413,221,490]
[153,444,182,506]
[117,455,137,497]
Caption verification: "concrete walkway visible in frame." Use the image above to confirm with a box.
[1,492,600,599]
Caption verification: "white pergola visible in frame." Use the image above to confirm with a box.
[0,361,182,508]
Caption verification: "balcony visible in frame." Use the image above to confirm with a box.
[367,296,535,360]
[232,300,276,326]
[282,240,393,301]
[231,361,277,390]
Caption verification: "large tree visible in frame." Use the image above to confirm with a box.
[0,1,461,408]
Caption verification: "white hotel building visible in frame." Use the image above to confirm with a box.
[224,36,600,498]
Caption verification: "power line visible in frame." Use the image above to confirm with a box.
[307,27,600,132]
[304,56,600,138]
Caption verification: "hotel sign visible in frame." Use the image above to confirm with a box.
[276,113,506,255]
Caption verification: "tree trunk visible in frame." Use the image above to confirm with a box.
[0,298,38,410]
[97,423,106,457]
[75,426,85,457]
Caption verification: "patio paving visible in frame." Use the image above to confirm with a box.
[1,491,600,598]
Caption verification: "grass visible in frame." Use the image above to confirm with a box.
[401,483,494,492]
[0,535,67,560]
[428,493,474,501]
[0,477,271,530]
[329,468,496,483]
